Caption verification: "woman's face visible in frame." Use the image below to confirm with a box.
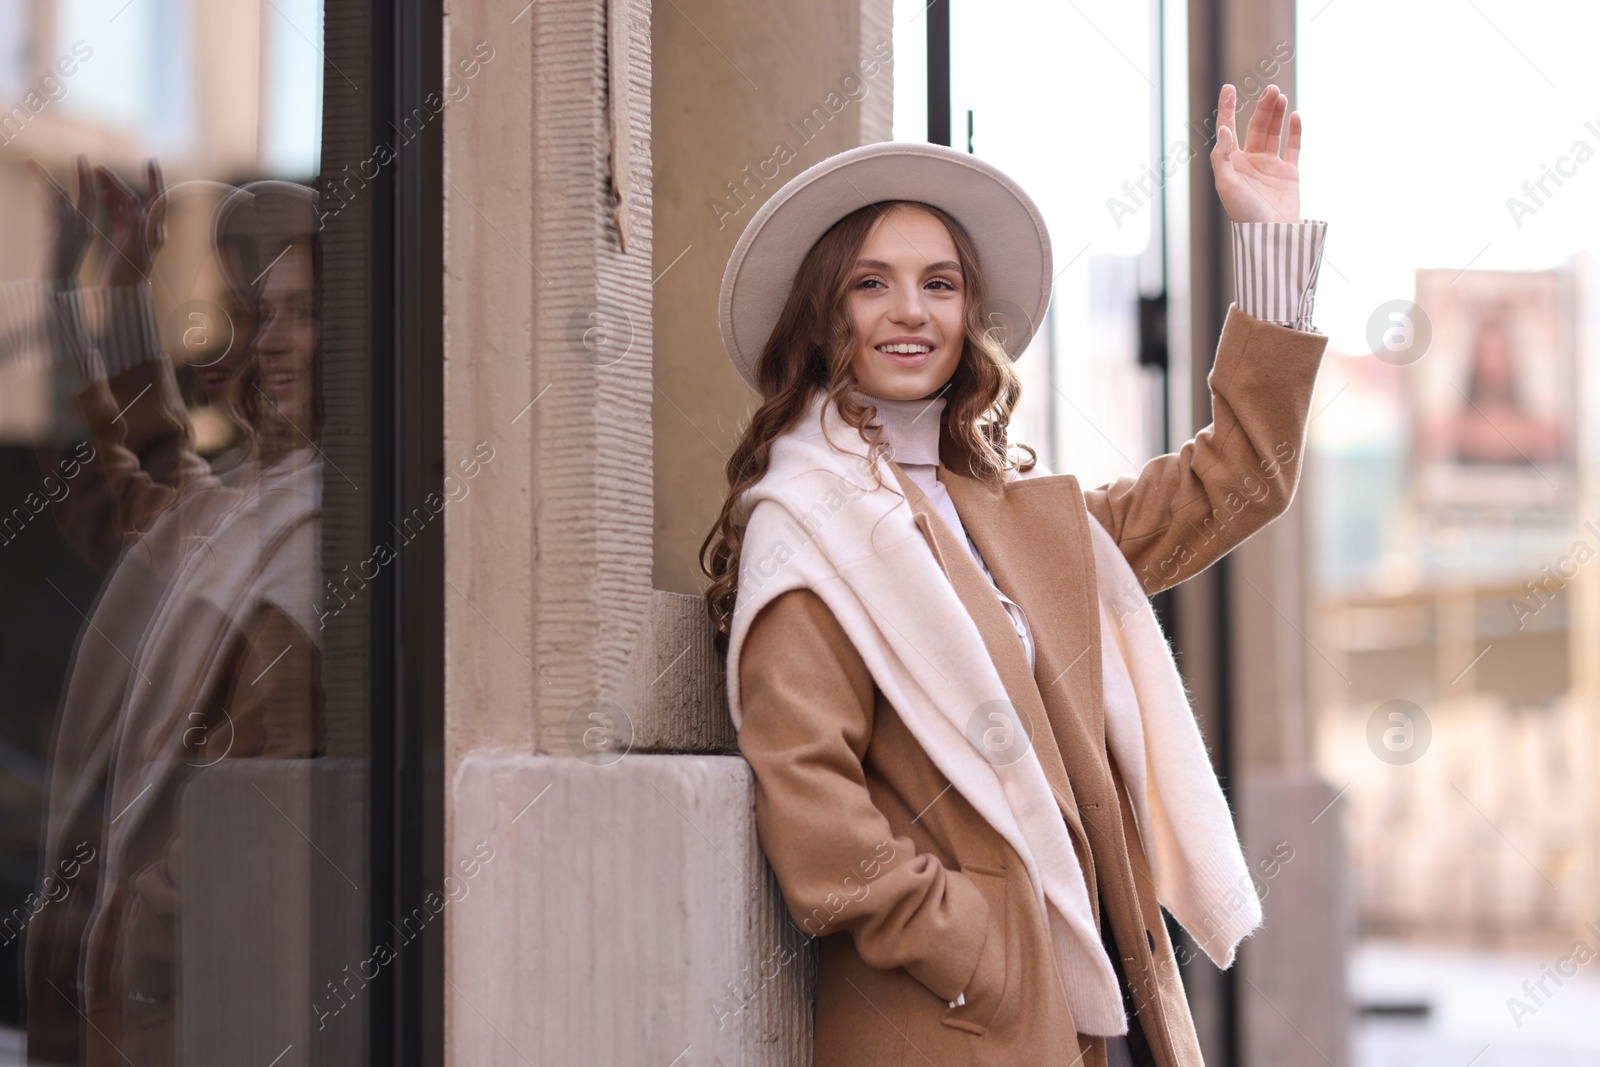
[251,240,318,432]
[845,204,966,401]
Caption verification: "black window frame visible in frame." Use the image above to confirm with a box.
[368,0,444,1063]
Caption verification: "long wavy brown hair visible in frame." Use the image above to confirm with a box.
[699,199,1036,648]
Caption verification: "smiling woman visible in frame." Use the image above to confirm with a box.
[702,95,1331,1063]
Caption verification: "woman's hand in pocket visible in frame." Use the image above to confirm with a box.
[942,865,1009,1034]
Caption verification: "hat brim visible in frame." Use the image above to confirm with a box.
[719,141,1052,391]
[213,180,321,302]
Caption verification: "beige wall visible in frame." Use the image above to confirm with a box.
[652,0,894,594]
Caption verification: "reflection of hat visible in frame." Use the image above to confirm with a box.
[213,180,319,303]
[718,141,1053,389]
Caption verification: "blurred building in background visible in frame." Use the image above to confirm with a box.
[1297,5,1600,1062]
[1311,261,1594,946]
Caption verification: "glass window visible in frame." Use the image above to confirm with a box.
[0,1,387,1062]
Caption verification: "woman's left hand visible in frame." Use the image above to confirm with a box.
[1210,83,1301,223]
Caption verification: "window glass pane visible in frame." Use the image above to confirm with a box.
[0,1,372,1062]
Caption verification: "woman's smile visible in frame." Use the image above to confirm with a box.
[873,336,938,367]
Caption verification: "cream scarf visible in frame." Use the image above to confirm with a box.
[725,392,1262,1036]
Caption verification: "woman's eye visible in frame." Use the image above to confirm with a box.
[927,278,957,291]
[855,278,885,290]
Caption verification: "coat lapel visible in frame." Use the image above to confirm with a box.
[885,462,1088,843]
[938,466,1108,751]
[941,464,1183,1052]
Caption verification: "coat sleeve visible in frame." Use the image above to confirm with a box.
[216,601,325,759]
[736,587,1005,1009]
[64,284,216,544]
[1083,304,1328,595]
[72,360,214,539]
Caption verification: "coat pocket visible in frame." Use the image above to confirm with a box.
[942,864,1008,1035]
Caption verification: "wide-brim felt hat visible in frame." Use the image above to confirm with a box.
[718,141,1053,391]
[213,180,320,304]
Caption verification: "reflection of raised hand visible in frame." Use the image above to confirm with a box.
[28,155,95,283]
[95,160,167,288]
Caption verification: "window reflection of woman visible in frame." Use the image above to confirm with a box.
[212,181,324,478]
[24,161,325,1067]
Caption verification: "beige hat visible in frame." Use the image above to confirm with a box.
[213,180,320,304]
[718,141,1053,390]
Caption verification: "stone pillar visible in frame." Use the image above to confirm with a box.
[1220,7,1353,1059]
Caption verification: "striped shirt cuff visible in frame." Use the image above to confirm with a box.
[52,288,99,381]
[1231,220,1328,333]
[89,284,164,378]
[0,279,57,374]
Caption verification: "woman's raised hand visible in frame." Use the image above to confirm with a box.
[95,159,167,288]
[1210,83,1301,224]
[28,155,95,283]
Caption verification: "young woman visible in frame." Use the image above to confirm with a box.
[702,85,1330,1067]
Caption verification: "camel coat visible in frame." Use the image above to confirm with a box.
[735,305,1329,1067]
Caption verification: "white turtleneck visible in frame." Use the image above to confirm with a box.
[852,389,1037,671]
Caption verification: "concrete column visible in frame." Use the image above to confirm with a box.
[442,0,663,1060]
[449,753,814,1065]
[1238,774,1354,1067]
